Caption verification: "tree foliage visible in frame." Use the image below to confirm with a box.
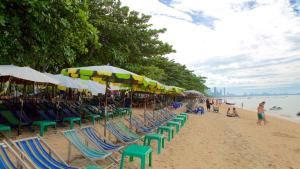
[0,0,207,92]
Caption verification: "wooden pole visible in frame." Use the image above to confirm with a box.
[129,89,133,127]
[104,81,109,137]
[144,95,147,123]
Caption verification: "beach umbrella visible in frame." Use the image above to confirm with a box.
[61,65,145,136]
[0,65,60,135]
[184,90,204,97]
[44,73,106,95]
[0,65,59,85]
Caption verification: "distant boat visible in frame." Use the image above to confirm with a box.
[297,112,300,116]
[269,106,282,111]
[225,102,235,105]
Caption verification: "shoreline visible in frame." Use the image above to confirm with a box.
[232,105,300,124]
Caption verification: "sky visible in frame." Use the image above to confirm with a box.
[121,0,300,94]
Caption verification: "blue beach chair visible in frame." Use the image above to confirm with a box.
[14,137,77,169]
[62,129,114,167]
[80,126,123,152]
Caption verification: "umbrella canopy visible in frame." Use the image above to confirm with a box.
[184,90,204,97]
[0,65,59,85]
[45,73,112,95]
[165,86,185,95]
[61,65,144,85]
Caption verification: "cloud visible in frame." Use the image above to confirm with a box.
[121,0,300,93]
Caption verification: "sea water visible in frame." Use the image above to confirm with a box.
[221,95,300,122]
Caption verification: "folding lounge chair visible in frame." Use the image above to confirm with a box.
[0,141,32,169]
[13,136,78,169]
[114,121,142,139]
[62,129,114,167]
[127,116,155,134]
[106,122,140,144]
[80,126,123,152]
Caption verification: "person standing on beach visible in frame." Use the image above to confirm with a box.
[257,101,266,125]
[206,99,211,112]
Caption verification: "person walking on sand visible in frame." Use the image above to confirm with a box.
[257,101,267,125]
[206,99,211,112]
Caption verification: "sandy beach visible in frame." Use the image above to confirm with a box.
[8,104,300,169]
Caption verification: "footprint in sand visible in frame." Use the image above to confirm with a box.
[272,132,297,139]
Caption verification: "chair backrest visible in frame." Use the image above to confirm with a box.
[14,137,77,169]
[106,122,138,143]
[80,127,121,151]
[0,110,19,125]
[0,142,17,169]
[63,130,111,159]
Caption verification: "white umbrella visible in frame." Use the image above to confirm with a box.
[0,65,59,85]
[45,73,106,95]
[184,90,204,97]
[75,65,139,75]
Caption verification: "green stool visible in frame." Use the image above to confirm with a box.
[63,117,81,129]
[180,112,188,119]
[0,124,11,138]
[167,121,180,133]
[120,144,152,169]
[157,126,174,142]
[144,133,165,154]
[177,115,187,123]
[84,166,103,169]
[86,114,101,125]
[32,121,56,136]
[172,117,185,127]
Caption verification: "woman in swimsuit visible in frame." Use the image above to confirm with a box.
[257,101,266,125]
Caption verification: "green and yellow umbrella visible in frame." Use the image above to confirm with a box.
[61,65,144,136]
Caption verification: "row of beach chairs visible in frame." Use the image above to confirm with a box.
[0,108,188,169]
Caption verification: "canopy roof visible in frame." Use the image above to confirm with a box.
[45,73,127,95]
[61,65,186,94]
[0,65,59,85]
[184,90,204,97]
[61,65,144,84]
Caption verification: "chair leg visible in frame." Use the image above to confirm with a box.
[149,152,152,167]
[162,138,165,148]
[157,139,161,154]
[141,156,146,169]
[119,154,125,169]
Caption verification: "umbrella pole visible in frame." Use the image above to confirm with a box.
[18,97,23,136]
[129,89,133,128]
[104,81,109,137]
[144,95,147,124]
[153,94,155,118]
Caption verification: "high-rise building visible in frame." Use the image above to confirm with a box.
[213,87,217,96]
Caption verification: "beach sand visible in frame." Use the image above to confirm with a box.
[6,104,300,169]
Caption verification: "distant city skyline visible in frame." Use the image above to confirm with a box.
[208,86,300,96]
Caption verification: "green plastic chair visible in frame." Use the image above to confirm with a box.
[0,124,11,137]
[167,121,180,133]
[32,121,56,136]
[172,117,185,127]
[157,126,174,142]
[180,112,188,119]
[144,133,165,154]
[120,144,152,169]
[177,115,187,123]
[63,117,81,129]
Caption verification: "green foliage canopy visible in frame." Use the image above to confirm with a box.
[0,0,207,93]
